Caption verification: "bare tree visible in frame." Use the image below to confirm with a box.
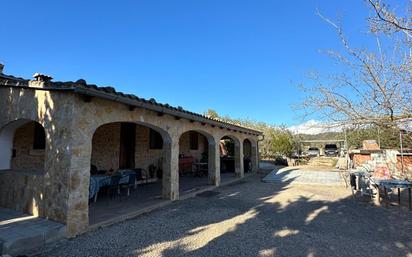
[298,1,412,130]
[368,0,412,38]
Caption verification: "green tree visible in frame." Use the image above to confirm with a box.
[204,109,295,159]
[346,125,412,149]
[266,127,294,157]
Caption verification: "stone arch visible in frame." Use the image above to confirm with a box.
[0,118,47,217]
[219,134,243,177]
[70,118,176,230]
[243,137,258,173]
[89,120,173,181]
[0,119,46,171]
[90,121,172,171]
[178,129,219,186]
[90,119,172,145]
[243,138,252,173]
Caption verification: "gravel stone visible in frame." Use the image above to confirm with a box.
[36,173,412,257]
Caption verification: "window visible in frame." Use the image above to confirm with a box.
[190,132,199,150]
[149,129,163,149]
[33,123,45,150]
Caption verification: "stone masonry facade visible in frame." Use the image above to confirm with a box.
[0,70,261,237]
[91,123,207,172]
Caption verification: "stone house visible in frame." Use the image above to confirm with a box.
[0,65,261,237]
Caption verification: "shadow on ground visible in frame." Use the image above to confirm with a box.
[38,167,412,257]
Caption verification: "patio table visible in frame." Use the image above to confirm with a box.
[117,170,135,185]
[369,178,412,209]
[89,175,111,200]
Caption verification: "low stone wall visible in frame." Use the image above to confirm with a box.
[0,170,45,216]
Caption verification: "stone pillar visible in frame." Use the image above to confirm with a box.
[208,138,220,186]
[42,124,90,237]
[65,130,92,237]
[235,141,244,177]
[42,127,71,223]
[162,137,179,200]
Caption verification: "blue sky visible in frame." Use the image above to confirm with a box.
[0,1,385,125]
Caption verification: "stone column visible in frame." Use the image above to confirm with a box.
[67,139,91,236]
[42,127,71,222]
[162,137,179,200]
[42,124,91,237]
[234,141,244,177]
[65,130,92,237]
[208,138,220,186]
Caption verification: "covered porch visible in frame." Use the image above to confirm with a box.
[0,72,261,240]
[87,124,241,226]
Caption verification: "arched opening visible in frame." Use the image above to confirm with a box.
[178,130,213,194]
[220,135,242,181]
[0,119,46,216]
[243,139,252,173]
[88,122,168,225]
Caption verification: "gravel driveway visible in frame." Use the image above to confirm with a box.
[37,173,412,257]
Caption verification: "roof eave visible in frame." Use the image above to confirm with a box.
[74,86,262,136]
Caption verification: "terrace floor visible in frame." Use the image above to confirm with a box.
[89,173,240,226]
[0,207,65,256]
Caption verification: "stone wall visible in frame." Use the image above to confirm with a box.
[135,125,164,170]
[1,120,46,216]
[0,85,75,227]
[90,123,168,171]
[90,124,209,171]
[178,132,207,161]
[91,123,120,171]
[0,170,44,216]
[11,122,45,171]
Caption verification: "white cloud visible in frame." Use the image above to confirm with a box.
[288,120,342,135]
